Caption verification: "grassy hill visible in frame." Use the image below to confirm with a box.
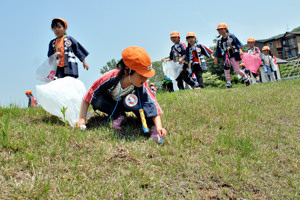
[1,80,299,199]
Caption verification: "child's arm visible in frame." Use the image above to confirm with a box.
[152,115,167,138]
[179,54,186,64]
[76,100,90,127]
[82,59,89,70]
[161,58,171,62]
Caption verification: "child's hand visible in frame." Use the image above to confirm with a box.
[55,52,62,59]
[83,60,89,70]
[213,57,218,64]
[156,127,167,138]
[178,58,183,64]
[76,118,86,127]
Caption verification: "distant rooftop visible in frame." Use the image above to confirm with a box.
[256,31,300,43]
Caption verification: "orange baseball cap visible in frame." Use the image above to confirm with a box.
[262,46,270,51]
[122,47,155,78]
[53,18,68,30]
[240,63,245,67]
[150,82,154,86]
[247,37,255,42]
[25,90,32,95]
[217,23,228,30]
[170,31,180,37]
[186,32,196,38]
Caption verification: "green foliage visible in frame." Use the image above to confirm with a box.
[292,26,300,32]
[148,61,164,87]
[206,57,225,78]
[60,106,69,126]
[203,72,226,88]
[280,63,300,78]
[100,59,119,74]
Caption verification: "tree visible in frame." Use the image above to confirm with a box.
[100,59,119,74]
[148,61,164,88]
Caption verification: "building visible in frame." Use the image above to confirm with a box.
[255,31,300,59]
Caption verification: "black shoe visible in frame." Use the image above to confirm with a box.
[226,83,232,88]
[245,80,251,86]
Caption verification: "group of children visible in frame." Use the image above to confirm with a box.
[26,18,278,143]
[244,37,278,83]
[163,23,278,89]
[161,31,212,89]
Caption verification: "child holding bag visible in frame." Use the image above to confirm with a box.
[261,46,276,82]
[48,18,89,79]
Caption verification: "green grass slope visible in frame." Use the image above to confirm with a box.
[1,80,299,199]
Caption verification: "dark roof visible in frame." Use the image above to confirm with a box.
[256,31,300,43]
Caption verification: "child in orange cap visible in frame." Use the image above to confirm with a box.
[77,47,166,142]
[48,18,89,79]
[162,31,188,90]
[25,90,38,107]
[261,46,276,82]
[247,37,261,83]
[214,23,250,88]
[184,32,212,88]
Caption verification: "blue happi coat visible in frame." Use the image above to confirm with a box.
[48,36,89,78]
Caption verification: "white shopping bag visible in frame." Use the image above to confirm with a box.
[162,61,183,80]
[36,54,59,82]
[36,77,91,127]
[270,59,278,71]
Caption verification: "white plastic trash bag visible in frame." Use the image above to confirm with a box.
[270,59,278,71]
[36,77,91,127]
[36,54,58,82]
[162,61,183,80]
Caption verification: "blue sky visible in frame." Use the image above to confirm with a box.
[1,0,300,107]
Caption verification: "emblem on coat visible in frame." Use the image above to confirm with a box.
[125,94,138,107]
[65,40,72,47]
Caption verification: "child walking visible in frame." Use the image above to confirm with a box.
[261,46,276,82]
[161,31,187,90]
[214,23,250,88]
[184,32,211,88]
[77,47,167,142]
[48,18,89,79]
[247,37,261,83]
[25,90,38,108]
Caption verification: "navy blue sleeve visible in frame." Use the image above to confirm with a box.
[28,97,31,107]
[69,36,89,62]
[198,44,211,58]
[169,46,174,60]
[184,47,189,62]
[214,40,221,58]
[230,34,243,49]
[47,39,55,57]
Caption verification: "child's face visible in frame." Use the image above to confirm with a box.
[26,93,30,97]
[263,50,269,55]
[53,23,66,38]
[248,41,255,48]
[187,37,196,45]
[217,28,227,36]
[170,36,180,44]
[130,72,148,87]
